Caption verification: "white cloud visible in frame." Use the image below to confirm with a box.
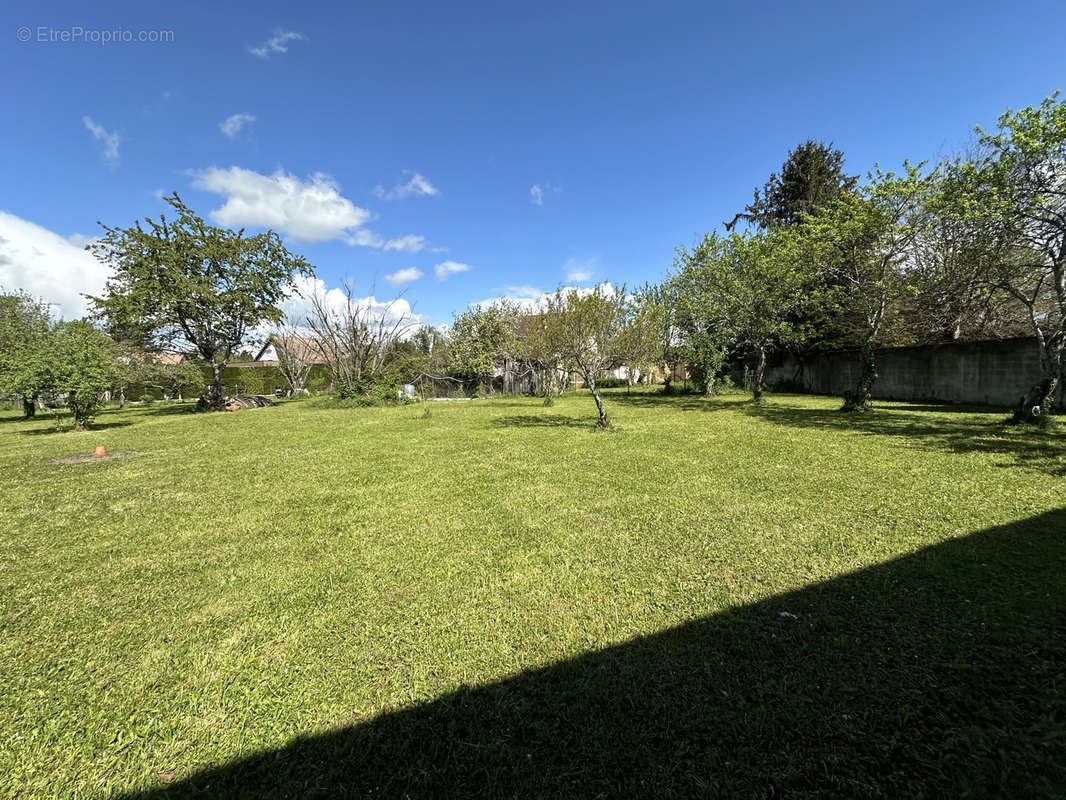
[373,172,440,200]
[434,260,471,281]
[82,116,120,165]
[0,212,111,319]
[472,285,548,313]
[190,167,371,244]
[248,30,305,58]
[385,267,423,286]
[530,184,543,206]
[383,234,426,253]
[471,281,616,313]
[189,166,428,251]
[220,113,256,139]
[274,274,422,329]
[563,257,596,283]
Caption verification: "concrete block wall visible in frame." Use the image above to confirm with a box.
[765,337,1062,408]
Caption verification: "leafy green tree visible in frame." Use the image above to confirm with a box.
[968,93,1066,423]
[616,294,664,391]
[0,291,54,417]
[448,302,518,393]
[800,165,931,411]
[544,285,629,426]
[674,231,807,401]
[671,249,731,396]
[153,359,204,401]
[728,140,858,231]
[634,283,679,391]
[511,312,564,405]
[88,193,314,409]
[51,320,123,428]
[904,155,1018,343]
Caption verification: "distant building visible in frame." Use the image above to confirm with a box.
[254,335,328,366]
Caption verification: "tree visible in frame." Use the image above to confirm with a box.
[412,324,448,364]
[674,231,807,401]
[544,285,629,427]
[905,155,1017,343]
[0,291,54,417]
[727,140,858,231]
[51,320,123,428]
[88,193,314,409]
[800,165,931,411]
[448,302,519,394]
[512,312,565,405]
[634,283,679,391]
[969,94,1066,423]
[671,249,731,396]
[305,283,418,400]
[617,290,665,391]
[268,325,314,395]
[116,352,203,405]
[153,359,204,401]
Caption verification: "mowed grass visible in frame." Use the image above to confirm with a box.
[0,390,1064,798]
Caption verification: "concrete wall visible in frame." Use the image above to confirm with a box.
[764,337,1062,408]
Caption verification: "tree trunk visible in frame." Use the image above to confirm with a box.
[1013,375,1059,424]
[586,373,609,427]
[751,346,766,402]
[22,395,35,418]
[843,338,877,412]
[1011,333,1063,424]
[204,363,227,409]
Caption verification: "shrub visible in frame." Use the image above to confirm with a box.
[238,367,265,396]
[335,373,406,406]
[51,321,124,428]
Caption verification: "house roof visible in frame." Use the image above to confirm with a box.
[255,335,328,365]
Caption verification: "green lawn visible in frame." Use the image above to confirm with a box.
[1,391,1064,798]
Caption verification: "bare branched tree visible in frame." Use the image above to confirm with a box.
[305,283,418,395]
[270,323,315,394]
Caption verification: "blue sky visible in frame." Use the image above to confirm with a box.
[1,0,1064,327]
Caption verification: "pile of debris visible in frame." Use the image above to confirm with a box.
[224,395,277,412]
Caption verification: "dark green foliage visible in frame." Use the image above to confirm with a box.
[0,290,54,416]
[731,140,858,230]
[448,303,518,391]
[335,373,405,406]
[51,320,124,427]
[88,194,315,409]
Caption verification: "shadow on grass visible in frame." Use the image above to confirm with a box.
[124,508,1066,798]
[872,400,1011,415]
[19,419,134,435]
[491,413,595,429]
[744,401,1066,477]
[128,402,200,418]
[12,403,198,435]
[604,389,744,413]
